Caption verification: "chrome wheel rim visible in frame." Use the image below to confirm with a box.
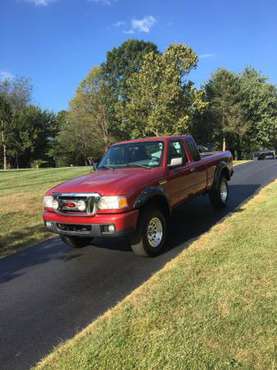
[220,180,228,203]
[147,217,163,248]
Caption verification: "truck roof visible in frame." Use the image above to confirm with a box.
[113,134,191,146]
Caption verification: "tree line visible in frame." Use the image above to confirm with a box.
[0,77,58,169]
[1,40,276,169]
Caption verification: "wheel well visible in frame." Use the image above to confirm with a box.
[221,167,230,180]
[141,195,170,220]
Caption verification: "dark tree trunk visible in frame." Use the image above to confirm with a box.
[2,131,7,170]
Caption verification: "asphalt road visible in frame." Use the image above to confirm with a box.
[0,160,277,370]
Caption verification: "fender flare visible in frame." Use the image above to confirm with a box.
[213,161,231,187]
[134,186,171,216]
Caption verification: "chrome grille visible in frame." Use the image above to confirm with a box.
[53,193,100,216]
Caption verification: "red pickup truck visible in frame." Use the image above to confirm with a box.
[43,135,233,256]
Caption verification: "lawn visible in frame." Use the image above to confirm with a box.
[35,179,276,370]
[233,160,251,165]
[0,167,90,257]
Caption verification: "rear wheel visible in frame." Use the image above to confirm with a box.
[61,236,92,248]
[130,206,167,257]
[209,175,229,209]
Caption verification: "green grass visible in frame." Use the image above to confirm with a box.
[34,180,277,370]
[233,160,252,166]
[0,167,90,257]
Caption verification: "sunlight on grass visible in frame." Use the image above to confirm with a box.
[34,180,277,370]
[233,160,251,166]
[0,167,90,257]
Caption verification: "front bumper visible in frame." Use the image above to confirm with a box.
[43,209,139,238]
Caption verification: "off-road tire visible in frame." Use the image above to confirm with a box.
[130,206,168,257]
[209,175,229,209]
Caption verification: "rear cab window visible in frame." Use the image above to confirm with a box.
[185,136,201,162]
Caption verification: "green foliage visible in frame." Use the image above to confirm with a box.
[55,41,277,160]
[102,39,159,100]
[101,39,160,139]
[56,40,161,165]
[9,105,58,168]
[205,69,245,152]
[54,67,113,166]
[203,68,277,157]
[0,95,13,170]
[0,77,32,169]
[0,76,32,112]
[117,43,207,138]
[0,77,58,169]
[239,68,277,151]
[0,95,13,136]
[1,41,276,167]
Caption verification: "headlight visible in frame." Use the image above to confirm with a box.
[43,195,59,210]
[97,196,128,210]
[43,195,54,208]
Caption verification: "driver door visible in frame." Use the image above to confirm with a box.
[165,140,190,207]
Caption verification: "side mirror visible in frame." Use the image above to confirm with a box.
[168,157,183,168]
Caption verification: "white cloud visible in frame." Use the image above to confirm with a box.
[199,53,216,59]
[0,71,14,81]
[24,0,56,6]
[123,16,157,34]
[131,16,157,33]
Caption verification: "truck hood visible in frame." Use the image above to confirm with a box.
[48,167,163,196]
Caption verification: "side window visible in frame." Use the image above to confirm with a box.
[187,138,201,161]
[167,141,187,165]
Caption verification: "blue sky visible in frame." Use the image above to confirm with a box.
[1,0,276,112]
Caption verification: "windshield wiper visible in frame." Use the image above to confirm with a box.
[98,165,115,170]
[99,164,150,169]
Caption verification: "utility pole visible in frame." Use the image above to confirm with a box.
[222,136,226,152]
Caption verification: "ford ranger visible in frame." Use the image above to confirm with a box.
[43,135,233,256]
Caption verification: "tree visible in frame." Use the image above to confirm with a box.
[204,69,247,156]
[0,95,12,170]
[8,106,58,168]
[55,67,112,165]
[189,108,219,148]
[75,66,114,150]
[102,39,160,138]
[0,76,33,168]
[203,68,277,157]
[117,43,207,138]
[102,39,159,100]
[0,76,32,113]
[239,68,277,152]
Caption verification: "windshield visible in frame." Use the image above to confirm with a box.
[98,141,164,169]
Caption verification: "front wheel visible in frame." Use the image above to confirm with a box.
[209,176,229,209]
[130,207,168,257]
[61,236,92,248]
